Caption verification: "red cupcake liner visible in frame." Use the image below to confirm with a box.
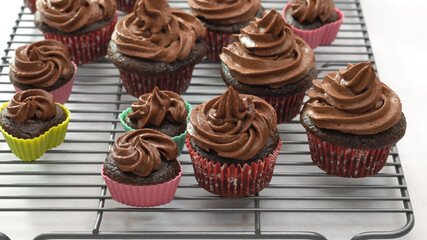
[43,12,118,65]
[119,66,194,98]
[116,0,136,13]
[25,0,36,13]
[282,3,344,49]
[263,92,305,124]
[186,135,282,198]
[205,29,233,62]
[306,132,392,178]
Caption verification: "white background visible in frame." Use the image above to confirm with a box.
[0,0,425,239]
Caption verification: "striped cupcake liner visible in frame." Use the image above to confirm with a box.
[263,92,306,124]
[205,29,234,62]
[116,0,136,13]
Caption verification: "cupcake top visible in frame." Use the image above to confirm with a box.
[36,0,116,33]
[187,86,277,161]
[304,62,402,135]
[289,0,335,23]
[9,40,73,88]
[111,0,205,63]
[127,87,188,128]
[111,129,178,177]
[188,0,261,25]
[5,89,57,124]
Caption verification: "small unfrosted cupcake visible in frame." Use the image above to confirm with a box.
[283,0,344,48]
[102,129,182,207]
[300,62,406,178]
[116,0,136,13]
[25,0,36,13]
[35,0,118,65]
[9,40,77,104]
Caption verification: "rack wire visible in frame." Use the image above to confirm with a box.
[0,0,414,239]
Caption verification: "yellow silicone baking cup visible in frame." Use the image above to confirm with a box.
[0,102,70,161]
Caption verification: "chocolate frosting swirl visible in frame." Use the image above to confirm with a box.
[290,0,335,23]
[111,0,205,63]
[127,87,188,128]
[36,0,116,33]
[188,0,261,25]
[220,9,315,88]
[111,129,178,177]
[10,40,72,88]
[5,89,57,124]
[305,62,402,135]
[187,86,277,161]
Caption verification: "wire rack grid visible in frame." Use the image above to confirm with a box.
[0,0,414,239]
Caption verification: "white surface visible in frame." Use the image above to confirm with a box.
[0,1,425,239]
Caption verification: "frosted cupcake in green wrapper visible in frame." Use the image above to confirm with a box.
[0,89,70,161]
[119,87,191,155]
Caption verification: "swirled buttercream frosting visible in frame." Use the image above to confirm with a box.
[187,86,277,161]
[289,0,335,23]
[188,0,261,25]
[220,9,315,88]
[111,0,205,63]
[111,129,178,177]
[36,0,116,33]
[305,62,402,135]
[127,87,188,128]
[10,40,72,88]
[5,89,57,124]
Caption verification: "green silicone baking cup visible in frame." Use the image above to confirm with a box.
[0,102,71,161]
[119,101,192,156]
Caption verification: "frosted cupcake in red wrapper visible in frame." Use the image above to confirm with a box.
[186,86,281,198]
[282,0,344,49]
[188,0,264,62]
[9,40,77,105]
[108,0,207,97]
[220,9,318,123]
[25,0,36,13]
[300,62,406,178]
[34,0,118,65]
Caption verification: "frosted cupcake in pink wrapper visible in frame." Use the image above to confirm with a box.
[9,40,77,104]
[283,0,344,48]
[300,62,406,178]
[34,0,118,65]
[220,9,318,123]
[102,129,182,207]
[186,86,281,198]
[108,0,207,98]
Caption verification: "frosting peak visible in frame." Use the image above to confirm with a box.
[290,0,335,23]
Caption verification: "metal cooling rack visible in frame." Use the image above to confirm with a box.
[0,0,414,239]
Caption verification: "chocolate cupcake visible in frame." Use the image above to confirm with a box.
[188,0,264,61]
[35,0,118,65]
[220,10,318,123]
[108,0,207,98]
[186,86,282,198]
[300,62,406,178]
[102,129,182,207]
[9,40,77,104]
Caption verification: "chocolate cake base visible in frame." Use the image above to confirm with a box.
[284,8,340,30]
[124,117,187,138]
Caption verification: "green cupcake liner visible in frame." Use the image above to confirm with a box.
[0,102,71,161]
[119,101,192,156]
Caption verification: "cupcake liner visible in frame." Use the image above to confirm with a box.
[0,102,70,161]
[13,62,77,105]
[186,135,282,198]
[43,12,118,65]
[205,29,233,62]
[119,101,192,156]
[263,92,305,124]
[282,4,344,49]
[116,0,136,13]
[306,132,392,178]
[25,0,36,13]
[119,66,194,98]
[101,164,182,207]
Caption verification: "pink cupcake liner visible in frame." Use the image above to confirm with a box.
[205,29,233,62]
[43,12,118,65]
[119,66,194,98]
[186,135,282,198]
[306,132,392,178]
[101,165,182,207]
[282,3,344,49]
[25,0,36,13]
[13,62,77,105]
[116,0,136,13]
[263,92,305,124]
